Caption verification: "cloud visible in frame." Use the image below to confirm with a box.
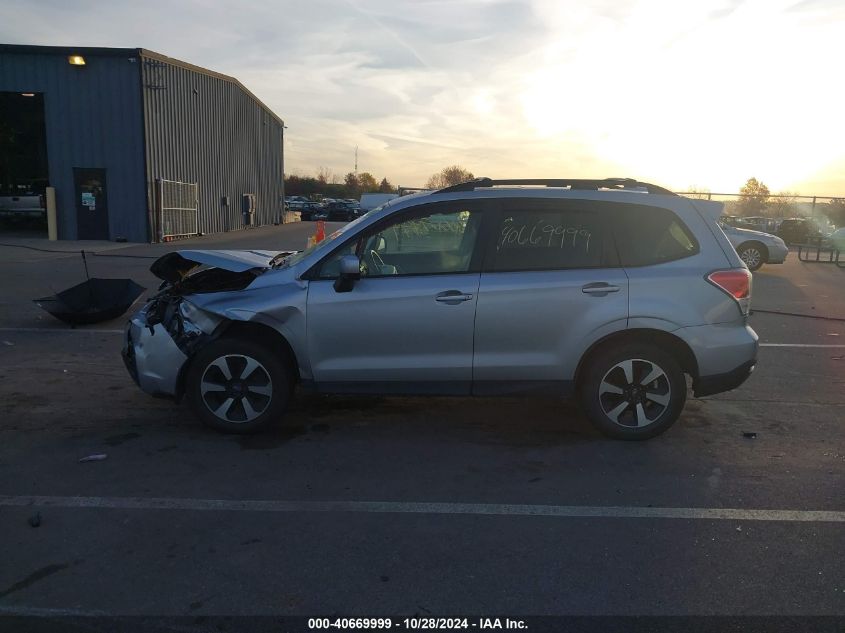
[2,0,845,193]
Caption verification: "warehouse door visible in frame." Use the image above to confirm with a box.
[74,168,109,240]
[0,92,49,237]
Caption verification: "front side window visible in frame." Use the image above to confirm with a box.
[488,206,606,271]
[360,208,481,277]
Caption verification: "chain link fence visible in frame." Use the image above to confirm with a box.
[676,192,842,233]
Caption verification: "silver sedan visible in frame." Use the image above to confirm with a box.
[719,222,789,272]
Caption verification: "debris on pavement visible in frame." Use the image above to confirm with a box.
[742,432,757,439]
[28,512,41,528]
[78,453,108,462]
[2,340,13,346]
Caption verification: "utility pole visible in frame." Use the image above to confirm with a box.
[354,146,358,176]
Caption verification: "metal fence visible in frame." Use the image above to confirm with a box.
[676,192,841,222]
[157,178,198,241]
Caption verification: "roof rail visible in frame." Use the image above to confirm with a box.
[437,178,677,196]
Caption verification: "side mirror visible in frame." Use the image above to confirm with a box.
[333,255,361,293]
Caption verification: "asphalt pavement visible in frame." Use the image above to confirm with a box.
[0,224,843,627]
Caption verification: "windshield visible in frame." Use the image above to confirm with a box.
[277,212,373,268]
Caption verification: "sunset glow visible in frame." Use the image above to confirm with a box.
[5,0,844,194]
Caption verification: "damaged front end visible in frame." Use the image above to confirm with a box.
[122,249,295,398]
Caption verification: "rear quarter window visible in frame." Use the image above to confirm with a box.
[613,205,699,267]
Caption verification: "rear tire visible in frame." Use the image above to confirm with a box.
[186,338,291,434]
[580,343,686,440]
[738,243,766,271]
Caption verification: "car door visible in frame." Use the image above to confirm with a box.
[472,198,628,395]
[305,201,486,393]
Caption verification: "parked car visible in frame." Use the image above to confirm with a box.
[322,200,360,221]
[742,216,781,234]
[718,220,789,272]
[0,190,46,224]
[777,218,823,245]
[285,196,309,210]
[124,177,758,441]
[299,201,324,221]
[827,227,845,253]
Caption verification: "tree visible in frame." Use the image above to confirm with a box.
[425,165,475,190]
[287,169,394,199]
[684,185,711,200]
[343,172,359,193]
[828,199,845,227]
[737,177,770,216]
[316,166,337,185]
[357,172,379,193]
[767,191,798,219]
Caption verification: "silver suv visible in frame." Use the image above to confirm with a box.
[123,178,758,440]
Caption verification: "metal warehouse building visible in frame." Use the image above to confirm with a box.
[0,44,285,242]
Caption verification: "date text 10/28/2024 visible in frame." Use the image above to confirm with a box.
[308,618,528,630]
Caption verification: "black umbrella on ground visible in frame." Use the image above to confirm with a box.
[33,251,146,326]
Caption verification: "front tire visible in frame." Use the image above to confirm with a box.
[186,338,291,434]
[580,343,686,440]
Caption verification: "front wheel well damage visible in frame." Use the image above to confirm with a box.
[575,329,699,390]
[174,320,300,401]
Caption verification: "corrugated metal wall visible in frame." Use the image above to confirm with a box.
[141,55,284,238]
[0,50,148,240]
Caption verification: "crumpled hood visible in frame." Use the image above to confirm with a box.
[150,249,290,284]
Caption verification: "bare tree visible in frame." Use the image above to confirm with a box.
[767,191,798,219]
[316,166,338,185]
[684,185,712,200]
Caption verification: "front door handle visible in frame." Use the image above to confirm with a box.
[435,290,474,304]
[581,282,621,296]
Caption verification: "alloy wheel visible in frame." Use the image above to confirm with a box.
[740,247,762,269]
[200,354,273,423]
[597,358,672,428]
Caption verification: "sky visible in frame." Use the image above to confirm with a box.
[2,0,845,195]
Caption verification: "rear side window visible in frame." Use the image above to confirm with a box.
[487,204,608,271]
[613,205,699,266]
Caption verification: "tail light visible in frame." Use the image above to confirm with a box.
[707,269,752,316]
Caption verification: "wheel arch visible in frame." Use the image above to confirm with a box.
[574,328,699,389]
[737,240,769,263]
[175,320,300,402]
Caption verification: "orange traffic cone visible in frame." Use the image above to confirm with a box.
[315,220,326,243]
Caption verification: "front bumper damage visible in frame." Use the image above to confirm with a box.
[122,249,293,399]
[122,307,189,397]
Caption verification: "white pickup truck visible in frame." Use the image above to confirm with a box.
[0,191,46,222]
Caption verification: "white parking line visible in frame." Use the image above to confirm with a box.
[0,327,123,334]
[0,605,109,617]
[1,495,843,523]
[759,343,845,348]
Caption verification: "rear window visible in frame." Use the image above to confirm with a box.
[488,205,607,271]
[613,205,699,267]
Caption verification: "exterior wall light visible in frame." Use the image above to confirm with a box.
[68,55,86,66]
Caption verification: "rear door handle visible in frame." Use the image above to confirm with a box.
[435,290,474,304]
[581,282,621,295]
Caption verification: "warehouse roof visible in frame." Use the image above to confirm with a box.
[0,43,284,125]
